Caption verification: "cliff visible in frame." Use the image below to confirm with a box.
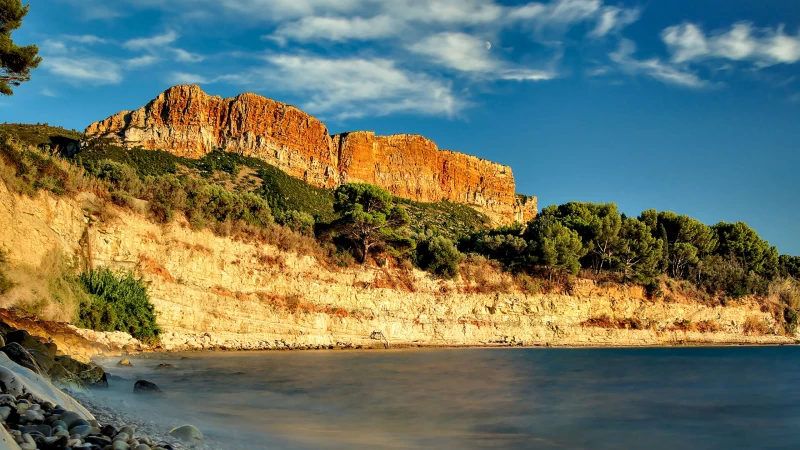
[0,181,794,350]
[85,85,536,224]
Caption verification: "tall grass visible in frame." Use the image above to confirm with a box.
[77,268,160,343]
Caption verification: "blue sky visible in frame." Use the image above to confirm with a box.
[3,0,800,255]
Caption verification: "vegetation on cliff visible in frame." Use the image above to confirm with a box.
[0,123,798,335]
[77,268,160,343]
[0,1,41,95]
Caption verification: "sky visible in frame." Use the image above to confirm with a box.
[3,0,800,255]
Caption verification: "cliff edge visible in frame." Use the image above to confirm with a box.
[85,85,537,224]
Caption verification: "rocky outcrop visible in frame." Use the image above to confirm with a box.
[0,180,795,351]
[85,85,339,188]
[85,85,536,224]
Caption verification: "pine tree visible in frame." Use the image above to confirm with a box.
[1,1,41,95]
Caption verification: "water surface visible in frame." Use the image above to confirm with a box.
[95,347,800,449]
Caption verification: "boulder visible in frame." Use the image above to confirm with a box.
[168,425,203,446]
[1,342,42,374]
[5,330,55,357]
[51,356,107,388]
[118,358,133,366]
[133,380,163,396]
[27,349,54,374]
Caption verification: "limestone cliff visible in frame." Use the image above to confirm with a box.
[85,85,536,224]
[0,182,794,351]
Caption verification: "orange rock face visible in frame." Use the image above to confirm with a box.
[86,85,537,224]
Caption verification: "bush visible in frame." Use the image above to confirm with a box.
[92,159,142,196]
[77,268,160,343]
[644,279,663,300]
[415,235,462,279]
[279,210,316,236]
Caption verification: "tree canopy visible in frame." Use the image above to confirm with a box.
[1,1,41,95]
[333,183,411,263]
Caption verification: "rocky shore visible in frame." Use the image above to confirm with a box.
[0,317,210,450]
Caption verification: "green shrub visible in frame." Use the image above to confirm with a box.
[279,210,316,236]
[77,268,160,343]
[92,159,142,196]
[415,235,463,279]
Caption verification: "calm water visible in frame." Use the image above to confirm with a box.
[94,347,800,449]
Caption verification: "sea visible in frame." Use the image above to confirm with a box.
[92,347,800,449]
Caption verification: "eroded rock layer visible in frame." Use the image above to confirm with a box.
[85,85,536,224]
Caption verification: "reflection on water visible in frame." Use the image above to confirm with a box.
[95,347,800,449]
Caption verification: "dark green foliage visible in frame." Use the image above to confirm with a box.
[279,210,316,236]
[524,216,586,276]
[92,159,142,197]
[539,202,621,271]
[780,255,800,280]
[415,234,462,279]
[397,198,491,241]
[77,141,182,177]
[0,123,82,150]
[254,165,335,223]
[616,217,662,282]
[77,269,160,343]
[459,225,528,271]
[713,222,779,276]
[143,174,186,223]
[0,1,41,95]
[333,183,411,262]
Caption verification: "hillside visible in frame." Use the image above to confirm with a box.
[0,125,797,349]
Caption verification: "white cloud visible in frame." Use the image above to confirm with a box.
[42,57,123,84]
[590,6,640,37]
[271,15,401,43]
[169,72,211,84]
[509,0,600,26]
[41,88,58,98]
[385,0,504,25]
[172,48,205,63]
[408,32,557,81]
[229,55,465,119]
[610,39,707,88]
[63,35,108,45]
[123,30,179,50]
[662,22,800,67]
[187,0,370,21]
[408,33,497,73]
[499,68,557,81]
[41,40,68,55]
[126,55,160,69]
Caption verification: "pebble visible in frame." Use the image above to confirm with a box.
[69,424,92,438]
[58,411,83,428]
[24,409,44,422]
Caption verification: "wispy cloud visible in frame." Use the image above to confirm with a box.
[123,31,179,51]
[609,39,707,88]
[126,55,160,69]
[212,54,466,119]
[408,32,557,81]
[42,57,123,84]
[41,88,58,98]
[662,22,800,67]
[590,6,640,37]
[270,15,401,43]
[168,72,212,84]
